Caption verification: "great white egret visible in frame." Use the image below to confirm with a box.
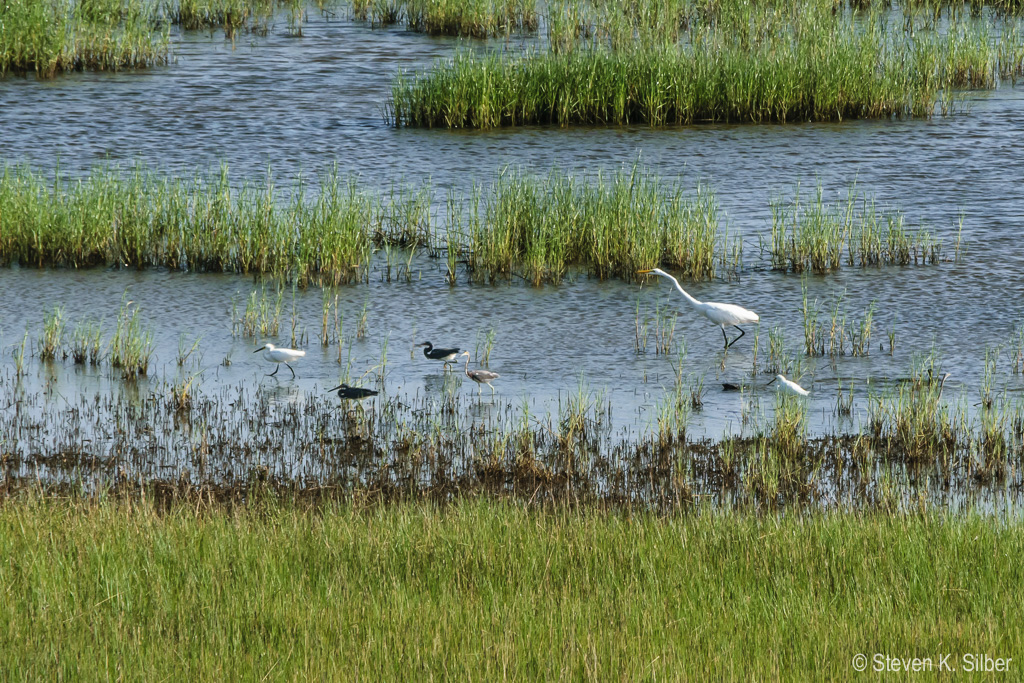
[767,374,809,396]
[638,268,759,349]
[253,343,306,379]
[327,383,379,400]
[416,341,461,370]
[459,351,500,396]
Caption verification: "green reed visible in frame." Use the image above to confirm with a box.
[352,0,536,36]
[0,0,169,77]
[3,497,1023,679]
[169,0,279,34]
[464,166,725,283]
[0,165,403,286]
[801,286,877,358]
[234,284,284,337]
[868,355,957,461]
[110,297,154,378]
[389,4,1024,128]
[768,184,942,273]
[38,306,66,362]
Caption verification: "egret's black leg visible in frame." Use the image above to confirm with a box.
[268,365,279,377]
[722,327,730,348]
[725,326,746,349]
[287,363,296,379]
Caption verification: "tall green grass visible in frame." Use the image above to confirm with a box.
[352,0,537,36]
[0,496,1021,678]
[389,5,1024,128]
[0,165,407,285]
[0,0,169,77]
[767,184,942,273]
[0,163,733,285]
[464,166,729,283]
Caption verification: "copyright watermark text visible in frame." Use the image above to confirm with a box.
[852,653,1013,673]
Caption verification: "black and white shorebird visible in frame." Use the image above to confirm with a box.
[327,384,379,401]
[416,341,461,370]
[459,351,500,396]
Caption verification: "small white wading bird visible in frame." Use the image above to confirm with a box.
[459,351,500,396]
[639,268,759,349]
[767,374,810,396]
[253,343,306,379]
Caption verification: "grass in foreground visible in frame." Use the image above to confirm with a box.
[0,496,1020,679]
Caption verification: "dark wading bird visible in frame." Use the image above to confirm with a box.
[459,351,500,396]
[416,341,461,370]
[327,384,379,401]
[638,268,759,349]
[254,343,306,379]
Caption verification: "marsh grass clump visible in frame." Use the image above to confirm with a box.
[110,299,154,379]
[352,0,536,36]
[768,184,942,273]
[388,4,1024,129]
[868,355,957,461]
[169,0,280,34]
[38,306,66,362]
[390,2,1024,129]
[0,0,169,78]
[404,0,537,36]
[801,286,878,358]
[465,167,726,284]
[0,165,401,286]
[768,394,807,458]
[235,285,284,338]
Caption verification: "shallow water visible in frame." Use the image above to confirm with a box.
[3,13,1024,443]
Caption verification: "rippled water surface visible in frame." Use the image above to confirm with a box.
[3,13,1024,441]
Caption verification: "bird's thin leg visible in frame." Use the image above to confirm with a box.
[726,326,746,349]
[268,365,279,377]
[287,363,296,379]
[721,327,730,349]
[489,384,495,398]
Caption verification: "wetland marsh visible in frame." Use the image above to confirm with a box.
[2,1,1024,675]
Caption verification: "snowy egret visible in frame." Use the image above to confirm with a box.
[767,374,809,396]
[459,351,500,396]
[638,268,759,348]
[327,384,378,401]
[416,341,461,370]
[253,343,306,379]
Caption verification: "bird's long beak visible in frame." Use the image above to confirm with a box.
[767,377,777,386]
[637,269,652,275]
[253,346,266,353]
[327,385,342,393]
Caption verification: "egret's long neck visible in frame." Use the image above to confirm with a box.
[665,275,702,308]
